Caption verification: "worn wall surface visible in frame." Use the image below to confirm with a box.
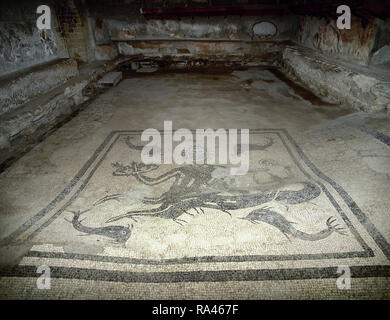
[87,0,299,60]
[95,16,297,42]
[371,19,390,66]
[54,0,94,63]
[0,0,97,77]
[0,0,69,76]
[298,15,377,66]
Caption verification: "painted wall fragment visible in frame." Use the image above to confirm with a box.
[298,15,377,66]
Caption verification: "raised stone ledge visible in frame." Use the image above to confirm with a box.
[280,45,390,112]
[0,56,133,167]
[0,78,88,140]
[0,59,79,116]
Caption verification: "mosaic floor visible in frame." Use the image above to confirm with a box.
[1,130,389,298]
[0,70,389,299]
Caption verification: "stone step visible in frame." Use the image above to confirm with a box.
[97,71,123,87]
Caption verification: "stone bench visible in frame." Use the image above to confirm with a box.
[280,45,390,112]
[0,57,132,167]
[0,59,79,116]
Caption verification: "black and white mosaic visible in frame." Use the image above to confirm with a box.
[1,129,390,283]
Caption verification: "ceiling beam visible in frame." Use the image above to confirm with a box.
[140,2,389,21]
[140,5,290,19]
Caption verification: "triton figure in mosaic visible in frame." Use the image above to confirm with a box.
[70,136,347,243]
[102,161,322,225]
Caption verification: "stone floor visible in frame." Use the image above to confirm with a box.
[0,67,389,299]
